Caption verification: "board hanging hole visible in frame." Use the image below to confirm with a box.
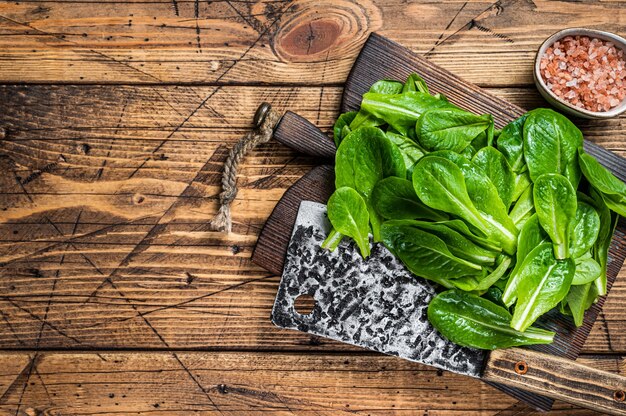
[614,390,625,402]
[514,361,528,375]
[294,294,316,316]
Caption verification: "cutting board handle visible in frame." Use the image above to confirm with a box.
[273,111,336,159]
[483,347,626,415]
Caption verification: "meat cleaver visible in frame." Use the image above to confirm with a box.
[251,33,626,413]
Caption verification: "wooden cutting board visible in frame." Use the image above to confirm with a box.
[251,32,626,411]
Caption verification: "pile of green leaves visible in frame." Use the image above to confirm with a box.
[325,73,624,350]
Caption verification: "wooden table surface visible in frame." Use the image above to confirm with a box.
[0,0,625,415]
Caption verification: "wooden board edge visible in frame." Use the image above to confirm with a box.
[251,165,335,275]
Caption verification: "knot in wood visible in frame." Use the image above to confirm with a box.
[272,0,381,63]
[132,194,146,204]
[277,19,341,59]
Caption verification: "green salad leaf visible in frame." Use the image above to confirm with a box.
[509,185,534,229]
[327,187,370,258]
[568,201,600,259]
[333,111,357,146]
[372,177,447,221]
[502,214,549,306]
[335,126,406,239]
[402,73,430,94]
[369,80,404,94]
[472,146,516,209]
[412,156,488,232]
[359,91,454,135]
[416,108,493,153]
[590,188,618,296]
[384,219,499,266]
[572,256,602,285]
[563,283,598,327]
[381,223,483,288]
[523,108,583,188]
[385,131,425,175]
[428,290,555,350]
[533,173,577,259]
[579,150,626,216]
[497,114,527,173]
[430,150,518,255]
[509,243,575,331]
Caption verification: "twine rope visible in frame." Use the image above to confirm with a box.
[208,105,281,233]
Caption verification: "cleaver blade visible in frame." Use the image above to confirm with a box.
[271,200,486,377]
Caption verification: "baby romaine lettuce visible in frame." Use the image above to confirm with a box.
[381,223,483,288]
[372,177,447,222]
[411,156,488,232]
[472,147,516,209]
[416,108,493,153]
[323,74,626,350]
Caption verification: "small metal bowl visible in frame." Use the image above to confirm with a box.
[534,28,626,119]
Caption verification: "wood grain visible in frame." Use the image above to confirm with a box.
[0,0,624,85]
[1,85,626,353]
[0,351,624,415]
[484,348,626,415]
[0,354,30,398]
[271,111,336,160]
[3,0,626,414]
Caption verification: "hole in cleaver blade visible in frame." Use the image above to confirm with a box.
[271,200,487,378]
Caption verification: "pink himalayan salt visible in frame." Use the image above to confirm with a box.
[540,36,626,112]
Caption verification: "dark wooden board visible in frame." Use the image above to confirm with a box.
[252,164,335,275]
[272,111,337,161]
[343,33,525,123]
[252,33,626,412]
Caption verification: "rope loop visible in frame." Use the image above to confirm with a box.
[208,103,281,233]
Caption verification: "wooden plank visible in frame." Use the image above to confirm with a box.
[0,353,30,399]
[2,254,624,352]
[0,0,624,85]
[1,263,624,352]
[0,351,623,415]
[1,85,626,351]
[0,85,623,184]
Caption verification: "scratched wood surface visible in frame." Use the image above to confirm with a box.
[0,0,624,86]
[1,0,626,414]
[1,353,625,416]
